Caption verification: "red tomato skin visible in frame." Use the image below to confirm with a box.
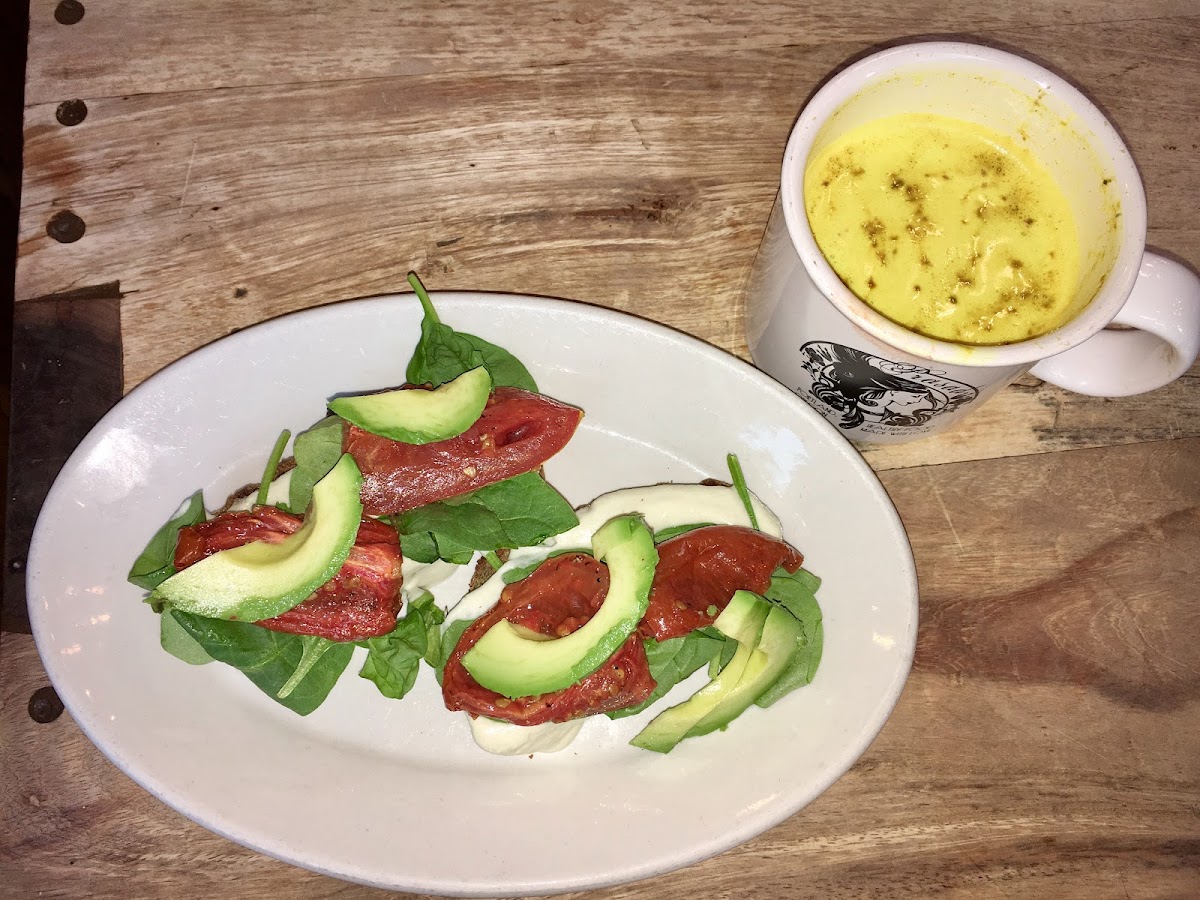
[344,386,583,516]
[173,507,403,641]
[638,525,804,642]
[442,553,656,725]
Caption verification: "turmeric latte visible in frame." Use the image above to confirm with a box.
[804,113,1081,345]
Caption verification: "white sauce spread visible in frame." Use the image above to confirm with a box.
[400,558,458,597]
[448,482,782,755]
[227,469,293,513]
[468,716,585,755]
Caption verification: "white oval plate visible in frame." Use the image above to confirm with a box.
[29,293,917,896]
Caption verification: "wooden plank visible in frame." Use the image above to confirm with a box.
[4,437,1197,899]
[16,18,1200,468]
[859,367,1200,470]
[15,57,830,387]
[11,3,1200,899]
[23,0,1200,102]
[18,19,1200,334]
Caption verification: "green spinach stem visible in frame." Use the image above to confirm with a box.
[408,271,440,325]
[257,429,292,507]
[726,453,760,531]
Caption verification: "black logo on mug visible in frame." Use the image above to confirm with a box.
[798,342,978,431]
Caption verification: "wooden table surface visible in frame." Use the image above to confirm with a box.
[5,1,1199,897]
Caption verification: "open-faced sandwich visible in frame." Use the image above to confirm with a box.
[128,275,823,753]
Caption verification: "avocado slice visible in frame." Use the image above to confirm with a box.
[687,603,804,737]
[630,592,768,752]
[462,514,658,698]
[329,366,491,444]
[630,590,803,753]
[154,453,364,622]
[707,588,771,644]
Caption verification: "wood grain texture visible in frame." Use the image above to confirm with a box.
[18,20,1200,335]
[15,57,812,385]
[4,438,1198,899]
[15,9,1200,470]
[10,1,1200,897]
[22,0,1200,101]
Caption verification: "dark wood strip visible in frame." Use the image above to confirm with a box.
[3,295,122,633]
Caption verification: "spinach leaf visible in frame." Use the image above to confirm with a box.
[288,415,344,513]
[357,592,446,700]
[763,566,822,620]
[168,609,353,715]
[407,320,483,389]
[398,530,474,566]
[396,472,577,562]
[755,566,824,708]
[159,608,213,665]
[417,603,452,671]
[501,559,542,585]
[434,618,474,686]
[500,548,587,585]
[607,627,730,720]
[278,637,334,699]
[652,522,714,543]
[397,530,440,564]
[405,273,537,392]
[128,491,206,591]
[456,332,538,393]
[422,532,476,566]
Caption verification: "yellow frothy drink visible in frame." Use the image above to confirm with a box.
[804,113,1081,345]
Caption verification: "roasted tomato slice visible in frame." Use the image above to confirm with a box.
[344,386,583,516]
[638,525,804,642]
[442,553,656,725]
[173,507,403,641]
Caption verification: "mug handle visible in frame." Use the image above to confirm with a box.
[1028,252,1200,396]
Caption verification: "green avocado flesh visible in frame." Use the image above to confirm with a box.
[631,590,802,753]
[461,514,658,698]
[708,588,770,644]
[688,604,803,737]
[329,366,492,444]
[154,453,364,621]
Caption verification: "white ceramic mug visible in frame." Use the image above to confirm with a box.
[746,42,1200,443]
